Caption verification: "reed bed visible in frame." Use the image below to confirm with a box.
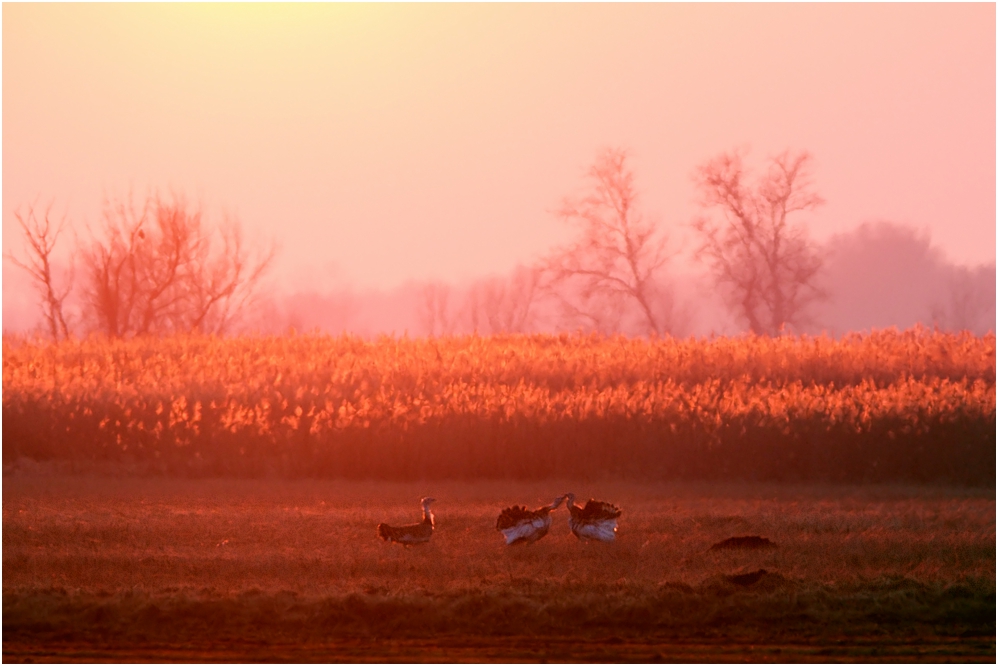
[3,329,994,483]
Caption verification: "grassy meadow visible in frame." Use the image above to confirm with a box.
[3,475,995,661]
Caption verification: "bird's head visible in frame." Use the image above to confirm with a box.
[420,497,436,526]
[563,493,576,507]
[549,495,566,510]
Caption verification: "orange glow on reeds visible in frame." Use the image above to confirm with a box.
[3,330,994,483]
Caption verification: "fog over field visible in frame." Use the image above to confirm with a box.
[4,217,994,340]
[242,222,996,339]
[3,4,994,340]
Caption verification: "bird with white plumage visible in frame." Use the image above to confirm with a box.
[563,493,621,542]
[495,495,565,545]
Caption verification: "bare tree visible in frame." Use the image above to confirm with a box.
[931,263,996,334]
[184,214,276,334]
[81,193,275,337]
[5,204,74,340]
[462,264,541,334]
[545,148,676,336]
[417,282,455,337]
[692,149,825,336]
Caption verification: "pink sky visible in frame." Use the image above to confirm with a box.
[3,4,995,314]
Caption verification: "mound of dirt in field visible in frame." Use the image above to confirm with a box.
[725,569,770,586]
[710,536,776,550]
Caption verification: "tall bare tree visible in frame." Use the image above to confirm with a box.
[545,148,676,336]
[82,193,274,336]
[692,149,825,336]
[5,204,74,340]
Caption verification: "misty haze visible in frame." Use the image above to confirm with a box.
[239,219,998,340]
[3,4,994,663]
[5,169,994,340]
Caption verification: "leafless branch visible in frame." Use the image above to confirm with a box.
[5,204,74,340]
[692,149,825,335]
[544,148,677,335]
[461,264,541,334]
[80,192,274,337]
[418,282,455,337]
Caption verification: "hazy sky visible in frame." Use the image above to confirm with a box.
[3,3,995,304]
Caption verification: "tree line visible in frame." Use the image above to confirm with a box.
[7,148,992,339]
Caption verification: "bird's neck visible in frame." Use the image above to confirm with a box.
[422,507,434,527]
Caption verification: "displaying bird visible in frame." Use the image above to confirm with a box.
[564,493,621,542]
[377,497,436,546]
[495,495,565,545]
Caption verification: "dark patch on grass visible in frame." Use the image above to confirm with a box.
[726,569,769,586]
[710,535,776,550]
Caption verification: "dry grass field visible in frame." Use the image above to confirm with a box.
[3,472,994,662]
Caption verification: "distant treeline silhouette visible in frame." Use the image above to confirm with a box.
[3,329,994,484]
[10,150,993,342]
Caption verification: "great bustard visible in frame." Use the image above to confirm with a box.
[495,495,565,545]
[377,497,436,546]
[564,493,620,542]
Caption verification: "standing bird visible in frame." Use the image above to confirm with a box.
[496,495,565,545]
[377,497,436,546]
[564,493,621,542]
